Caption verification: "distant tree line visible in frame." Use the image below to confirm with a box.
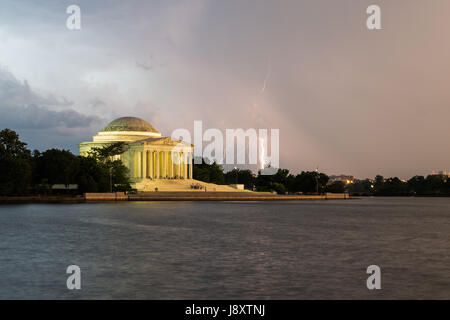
[348,175,450,196]
[193,158,335,194]
[193,159,450,196]
[0,129,131,196]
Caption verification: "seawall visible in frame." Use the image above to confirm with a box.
[126,192,351,201]
[0,192,353,203]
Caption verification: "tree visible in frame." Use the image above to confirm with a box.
[373,176,407,196]
[76,156,108,193]
[318,173,329,193]
[407,176,426,196]
[424,174,446,196]
[88,142,131,192]
[224,168,255,190]
[109,160,132,191]
[0,128,30,157]
[33,149,79,186]
[209,162,225,184]
[89,142,128,162]
[325,181,346,193]
[254,168,275,192]
[288,171,329,194]
[347,179,373,196]
[0,129,32,195]
[270,182,286,195]
[193,158,225,184]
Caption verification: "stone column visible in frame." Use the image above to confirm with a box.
[151,151,155,178]
[183,152,188,179]
[137,151,142,178]
[155,151,160,179]
[133,151,138,178]
[178,152,183,178]
[166,151,170,178]
[162,152,164,178]
[189,152,193,179]
[176,151,180,178]
[160,151,163,178]
[149,151,153,179]
[147,151,151,178]
[169,152,173,178]
[172,152,176,178]
[162,151,166,178]
[142,150,147,179]
[154,151,157,178]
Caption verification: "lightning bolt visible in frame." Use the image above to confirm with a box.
[260,57,272,94]
[259,136,265,170]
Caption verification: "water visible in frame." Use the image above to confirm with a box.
[0,198,449,299]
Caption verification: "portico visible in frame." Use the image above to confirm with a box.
[129,138,193,180]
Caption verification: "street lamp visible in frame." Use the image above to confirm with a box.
[234,166,238,185]
[315,167,319,194]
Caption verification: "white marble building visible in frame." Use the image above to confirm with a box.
[79,117,193,190]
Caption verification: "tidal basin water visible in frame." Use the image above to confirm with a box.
[0,198,449,299]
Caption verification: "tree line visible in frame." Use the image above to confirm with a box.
[2,128,449,196]
[193,159,340,194]
[193,161,450,196]
[348,175,450,196]
[0,129,131,196]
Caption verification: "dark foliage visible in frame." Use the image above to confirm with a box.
[0,129,131,195]
[193,157,225,185]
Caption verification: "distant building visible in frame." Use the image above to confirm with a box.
[79,117,194,190]
[431,170,450,177]
[328,175,355,185]
[439,170,450,177]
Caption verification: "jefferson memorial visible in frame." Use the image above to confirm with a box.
[79,117,194,191]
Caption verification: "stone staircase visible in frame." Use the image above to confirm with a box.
[133,179,251,192]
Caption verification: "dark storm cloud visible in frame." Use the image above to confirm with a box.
[0,69,100,130]
[0,104,99,129]
[0,69,72,108]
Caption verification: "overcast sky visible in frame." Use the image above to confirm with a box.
[1,0,449,178]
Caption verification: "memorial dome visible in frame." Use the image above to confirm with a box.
[101,117,160,134]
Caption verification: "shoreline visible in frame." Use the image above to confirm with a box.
[0,192,354,204]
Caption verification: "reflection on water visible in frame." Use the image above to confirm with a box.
[0,198,450,299]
